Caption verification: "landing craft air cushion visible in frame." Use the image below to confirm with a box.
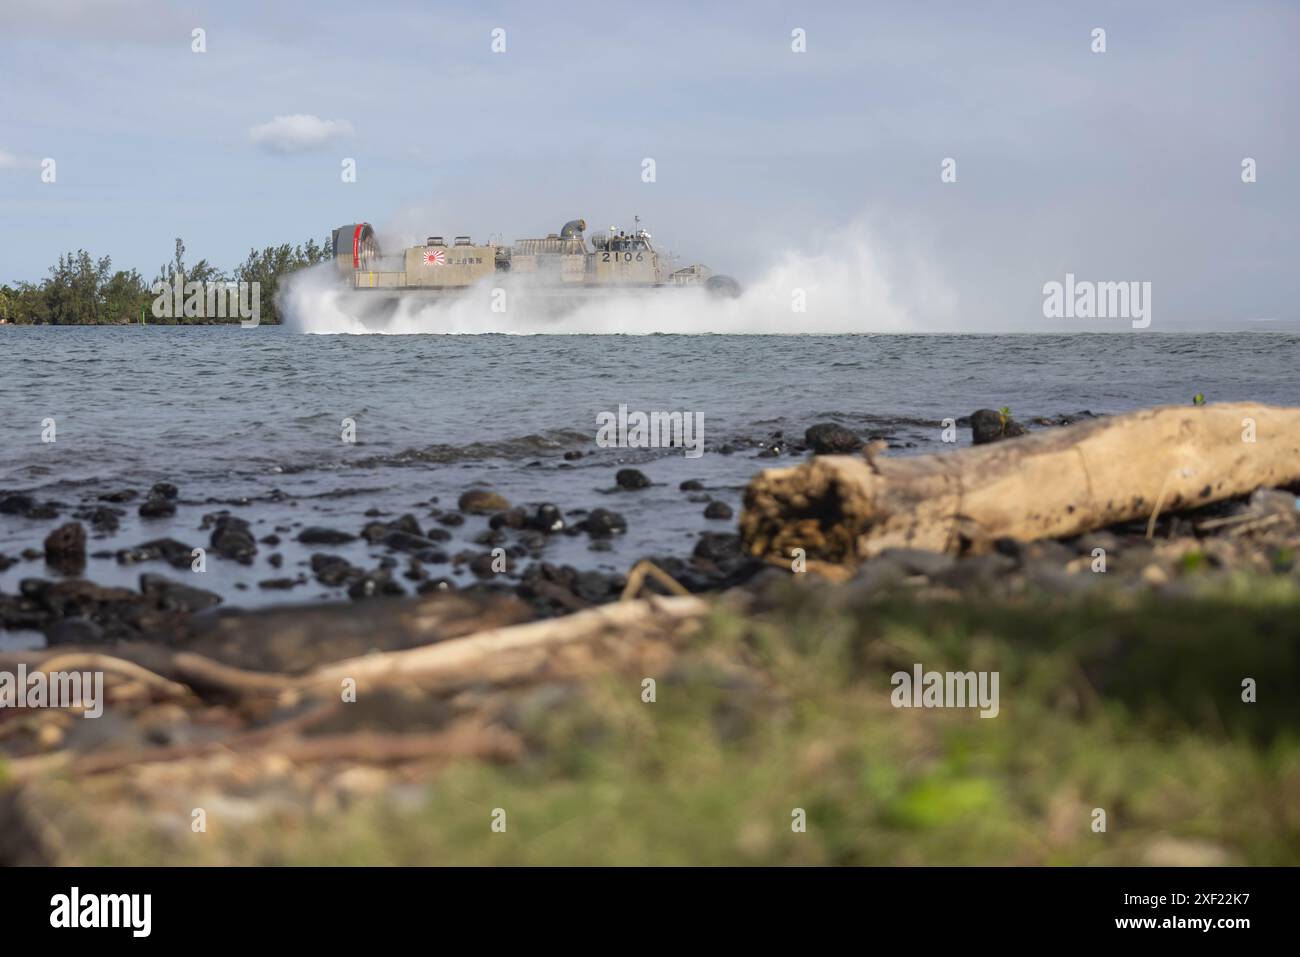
[330,218,740,325]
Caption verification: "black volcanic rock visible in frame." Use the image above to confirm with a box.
[0,494,36,516]
[583,508,627,538]
[138,573,222,613]
[703,501,734,521]
[970,409,1030,445]
[209,514,256,562]
[116,537,194,569]
[139,495,177,518]
[616,468,651,490]
[43,522,87,570]
[458,489,509,514]
[526,504,566,534]
[297,527,358,545]
[805,422,861,455]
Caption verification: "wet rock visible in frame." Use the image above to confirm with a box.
[260,534,281,546]
[45,616,104,644]
[751,432,786,458]
[436,513,466,528]
[348,570,405,601]
[268,552,283,568]
[390,514,424,537]
[515,562,607,611]
[473,528,508,548]
[364,517,448,546]
[640,552,757,592]
[77,505,122,533]
[138,495,177,518]
[20,578,136,619]
[258,578,300,590]
[679,479,704,491]
[563,450,584,461]
[97,490,137,503]
[616,468,651,490]
[517,530,547,552]
[0,494,36,516]
[469,552,508,578]
[116,537,194,570]
[139,573,222,613]
[208,514,257,563]
[382,530,443,553]
[526,504,565,534]
[311,554,357,587]
[458,489,510,514]
[150,482,179,501]
[43,522,86,569]
[582,507,627,538]
[969,409,1030,445]
[417,578,457,595]
[805,423,862,455]
[694,532,742,564]
[575,570,617,603]
[703,501,734,521]
[489,507,529,530]
[297,526,358,545]
[1029,410,1099,427]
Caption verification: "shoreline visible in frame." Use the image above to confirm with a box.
[4,405,1299,649]
[2,403,1299,864]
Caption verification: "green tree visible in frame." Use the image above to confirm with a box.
[7,233,331,324]
[232,237,331,324]
[102,268,151,324]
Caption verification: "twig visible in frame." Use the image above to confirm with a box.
[31,653,191,699]
[620,560,692,601]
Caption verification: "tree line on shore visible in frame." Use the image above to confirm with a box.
[0,236,332,325]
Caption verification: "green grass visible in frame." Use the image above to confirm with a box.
[58,577,1300,865]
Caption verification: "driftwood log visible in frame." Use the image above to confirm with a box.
[0,593,710,705]
[740,403,1300,565]
[1,594,711,781]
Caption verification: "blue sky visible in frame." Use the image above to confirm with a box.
[1,0,1296,328]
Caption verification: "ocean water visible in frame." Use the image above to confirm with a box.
[1,326,1297,615]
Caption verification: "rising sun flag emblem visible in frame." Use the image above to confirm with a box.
[422,249,445,266]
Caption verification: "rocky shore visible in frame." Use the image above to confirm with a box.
[2,406,1297,647]
[2,405,1299,864]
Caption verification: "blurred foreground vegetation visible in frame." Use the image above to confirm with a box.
[18,575,1300,865]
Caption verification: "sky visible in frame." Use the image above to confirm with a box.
[0,0,1297,330]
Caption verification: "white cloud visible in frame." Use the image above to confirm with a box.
[248,114,354,154]
[0,149,34,171]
